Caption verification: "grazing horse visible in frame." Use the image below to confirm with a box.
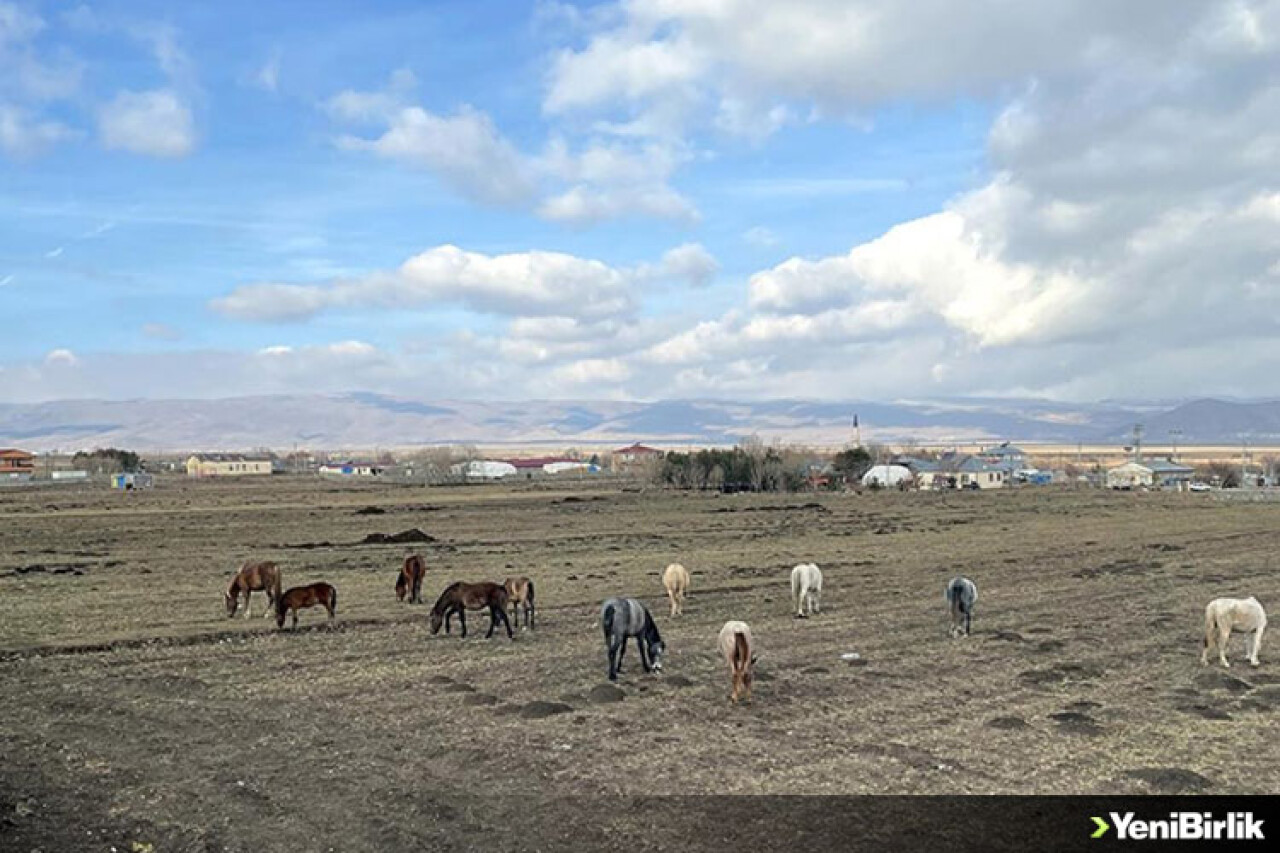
[945,576,978,637]
[503,576,536,630]
[276,582,337,629]
[396,554,426,604]
[429,581,513,639]
[662,563,690,616]
[790,563,822,618]
[718,620,757,704]
[1201,596,1266,668]
[225,560,282,619]
[600,597,664,681]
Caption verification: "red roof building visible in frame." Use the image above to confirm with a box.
[0,449,35,475]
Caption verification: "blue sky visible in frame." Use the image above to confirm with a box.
[3,1,1278,402]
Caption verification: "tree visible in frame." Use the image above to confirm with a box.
[832,447,873,481]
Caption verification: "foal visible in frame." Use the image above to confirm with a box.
[503,576,536,630]
[790,563,822,618]
[662,563,690,616]
[945,576,978,637]
[717,620,756,703]
[225,560,282,619]
[276,582,337,629]
[600,597,664,681]
[1201,596,1266,668]
[396,554,426,604]
[429,581,513,639]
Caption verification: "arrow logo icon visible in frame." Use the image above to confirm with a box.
[1091,816,1111,838]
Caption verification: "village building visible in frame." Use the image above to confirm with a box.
[0,448,35,480]
[318,461,384,477]
[613,443,662,466]
[185,453,273,478]
[1106,459,1196,490]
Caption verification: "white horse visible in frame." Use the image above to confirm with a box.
[790,563,822,618]
[662,563,690,616]
[1201,596,1266,668]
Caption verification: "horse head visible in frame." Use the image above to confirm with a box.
[428,608,444,635]
[224,586,239,617]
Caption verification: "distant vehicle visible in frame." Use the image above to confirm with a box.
[1188,481,1211,492]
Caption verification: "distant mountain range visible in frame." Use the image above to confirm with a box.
[3,394,1280,452]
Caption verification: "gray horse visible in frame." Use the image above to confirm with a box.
[945,576,978,637]
[600,597,664,681]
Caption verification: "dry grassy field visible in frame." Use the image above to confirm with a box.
[2,477,1279,850]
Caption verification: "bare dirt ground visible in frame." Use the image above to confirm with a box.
[2,477,1279,851]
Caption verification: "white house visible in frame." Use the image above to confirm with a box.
[1106,459,1195,490]
[861,464,913,488]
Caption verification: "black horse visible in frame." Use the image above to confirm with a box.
[600,597,664,681]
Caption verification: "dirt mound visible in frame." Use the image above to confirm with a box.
[986,716,1030,730]
[520,701,575,719]
[360,529,436,545]
[587,684,626,703]
[1049,711,1105,735]
[354,506,386,515]
[1195,670,1254,693]
[1123,767,1213,793]
[463,693,500,706]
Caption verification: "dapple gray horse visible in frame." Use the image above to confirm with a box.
[945,576,978,637]
[600,597,664,681]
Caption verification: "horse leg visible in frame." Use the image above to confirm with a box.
[243,591,252,619]
[1218,624,1232,668]
[615,636,627,675]
[640,639,652,673]
[499,605,513,639]
[457,608,467,638]
[486,605,496,638]
[607,637,622,680]
[291,609,298,629]
[1248,624,1264,666]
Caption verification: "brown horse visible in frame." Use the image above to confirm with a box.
[396,554,426,604]
[503,576,536,630]
[225,560,282,619]
[276,582,337,629]
[429,581,512,639]
[717,620,756,703]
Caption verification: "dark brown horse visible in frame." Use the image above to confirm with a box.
[276,582,337,629]
[429,581,512,639]
[395,554,426,604]
[225,560,282,619]
[503,576,536,630]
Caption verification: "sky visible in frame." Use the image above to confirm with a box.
[1,0,1278,404]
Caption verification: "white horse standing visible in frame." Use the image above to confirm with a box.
[790,563,822,618]
[1201,596,1266,668]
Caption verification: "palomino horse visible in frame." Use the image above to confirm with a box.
[225,560,282,619]
[790,563,822,618]
[396,554,426,604]
[1201,596,1266,668]
[276,582,337,629]
[503,576,536,630]
[429,581,513,639]
[600,597,664,681]
[945,576,978,637]
[662,563,690,616]
[718,620,757,703]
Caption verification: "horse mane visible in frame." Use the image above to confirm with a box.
[430,581,463,615]
[642,608,663,645]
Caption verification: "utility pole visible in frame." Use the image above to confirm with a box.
[1169,429,1182,462]
[1133,423,1144,462]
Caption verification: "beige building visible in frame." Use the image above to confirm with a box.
[186,453,273,478]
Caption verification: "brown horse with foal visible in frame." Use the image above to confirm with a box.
[276,582,338,629]
[429,581,513,639]
[225,560,282,619]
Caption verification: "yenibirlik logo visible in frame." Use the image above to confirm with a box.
[1091,812,1264,841]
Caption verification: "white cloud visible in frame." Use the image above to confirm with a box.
[253,53,280,93]
[0,104,75,157]
[213,244,640,322]
[337,105,536,206]
[44,348,78,366]
[0,2,43,44]
[98,89,195,157]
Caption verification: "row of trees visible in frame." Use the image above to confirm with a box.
[71,448,140,475]
[650,439,876,493]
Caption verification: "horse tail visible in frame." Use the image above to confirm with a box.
[602,602,616,640]
[330,585,338,615]
[733,631,749,670]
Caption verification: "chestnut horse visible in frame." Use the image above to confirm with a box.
[276,582,337,629]
[429,581,513,639]
[225,560,282,619]
[504,576,536,630]
[717,620,757,703]
[396,554,426,604]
